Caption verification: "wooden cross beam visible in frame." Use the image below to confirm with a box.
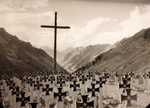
[41,12,70,70]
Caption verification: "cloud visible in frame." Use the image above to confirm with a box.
[85,17,116,36]
[1,11,54,24]
[57,4,150,50]
[57,17,117,49]
[119,5,150,37]
[0,0,49,12]
[1,2,150,51]
[7,0,49,11]
[0,1,11,11]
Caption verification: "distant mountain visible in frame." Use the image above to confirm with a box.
[76,27,150,75]
[40,46,54,58]
[41,46,73,63]
[0,28,66,77]
[60,44,111,72]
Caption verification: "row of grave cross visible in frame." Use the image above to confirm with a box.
[1,71,150,108]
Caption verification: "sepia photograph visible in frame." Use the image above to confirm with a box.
[0,0,150,108]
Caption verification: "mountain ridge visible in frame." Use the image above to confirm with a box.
[40,46,74,63]
[76,27,150,75]
[60,44,111,72]
[0,27,66,77]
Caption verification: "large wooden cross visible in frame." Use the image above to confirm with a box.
[41,12,70,70]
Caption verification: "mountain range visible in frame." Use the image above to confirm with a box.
[0,28,66,77]
[59,44,111,72]
[41,46,73,63]
[1,26,150,76]
[76,27,150,75]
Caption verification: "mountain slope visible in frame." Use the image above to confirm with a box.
[76,27,150,75]
[0,28,66,77]
[41,46,73,63]
[60,44,111,72]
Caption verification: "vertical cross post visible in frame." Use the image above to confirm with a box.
[54,12,57,71]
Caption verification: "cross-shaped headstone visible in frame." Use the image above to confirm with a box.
[7,80,13,88]
[54,87,67,101]
[87,83,99,97]
[119,79,130,89]
[76,71,82,78]
[129,72,134,78]
[67,74,74,82]
[12,86,20,97]
[86,72,93,80]
[121,89,137,107]
[29,79,35,86]
[23,77,29,84]
[143,73,147,79]
[48,76,55,84]
[103,72,109,82]
[16,92,30,106]
[122,73,131,84]
[96,77,105,88]
[42,84,53,95]
[34,81,42,90]
[58,75,66,81]
[147,72,150,79]
[135,74,140,79]
[70,80,80,91]
[79,75,87,84]
[114,72,119,77]
[76,94,94,108]
[26,78,32,84]
[41,12,70,70]
[9,83,16,90]
[57,78,65,87]
[42,75,48,82]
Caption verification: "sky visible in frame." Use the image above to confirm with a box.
[0,0,150,50]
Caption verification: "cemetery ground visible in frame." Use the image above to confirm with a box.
[1,72,150,108]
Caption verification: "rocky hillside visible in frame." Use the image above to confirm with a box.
[0,28,66,77]
[60,44,111,72]
[76,27,150,75]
